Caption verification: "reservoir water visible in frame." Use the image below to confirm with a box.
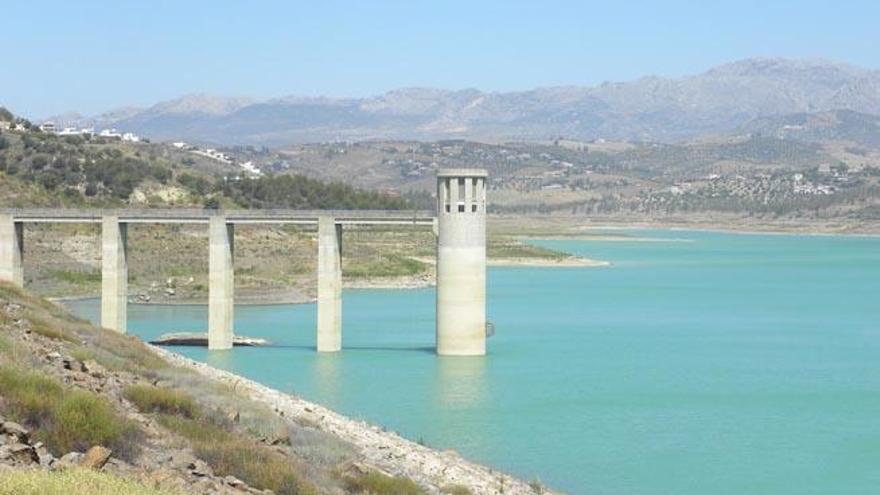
[65,230,880,495]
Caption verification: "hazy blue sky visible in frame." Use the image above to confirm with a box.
[4,0,878,117]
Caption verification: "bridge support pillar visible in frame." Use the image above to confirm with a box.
[317,216,342,352]
[101,217,128,333]
[0,214,24,287]
[208,216,234,350]
[436,169,488,356]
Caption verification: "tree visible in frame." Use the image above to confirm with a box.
[203,196,221,210]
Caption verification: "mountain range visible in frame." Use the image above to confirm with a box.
[44,57,880,147]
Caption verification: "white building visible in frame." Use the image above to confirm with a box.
[39,122,56,133]
[99,129,122,139]
[239,161,263,176]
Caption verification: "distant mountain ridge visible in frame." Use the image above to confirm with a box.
[47,57,880,146]
[738,109,880,148]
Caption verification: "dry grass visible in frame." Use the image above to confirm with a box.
[0,332,12,354]
[158,414,318,495]
[0,468,187,495]
[123,384,198,418]
[441,484,474,495]
[344,471,426,495]
[23,310,81,343]
[0,281,167,374]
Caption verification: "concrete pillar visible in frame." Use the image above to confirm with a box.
[436,170,488,356]
[101,217,128,333]
[317,216,342,352]
[208,216,234,350]
[0,214,24,287]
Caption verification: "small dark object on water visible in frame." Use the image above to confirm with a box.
[150,332,270,347]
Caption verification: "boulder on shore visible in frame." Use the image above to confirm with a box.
[149,332,270,347]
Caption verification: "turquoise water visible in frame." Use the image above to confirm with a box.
[65,230,880,495]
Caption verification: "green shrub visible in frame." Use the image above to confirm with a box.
[441,484,473,495]
[159,415,317,495]
[0,366,63,426]
[0,366,140,460]
[529,479,545,494]
[344,471,426,495]
[84,328,168,373]
[343,254,426,278]
[49,269,101,285]
[0,468,186,495]
[50,392,140,458]
[124,384,198,418]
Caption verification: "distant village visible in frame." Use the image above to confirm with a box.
[25,121,263,177]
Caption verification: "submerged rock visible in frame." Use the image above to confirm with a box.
[149,332,270,347]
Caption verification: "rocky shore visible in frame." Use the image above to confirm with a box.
[152,347,546,495]
[1,284,555,494]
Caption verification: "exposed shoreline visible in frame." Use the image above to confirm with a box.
[48,255,610,305]
[150,345,552,495]
[491,214,880,237]
[575,219,880,237]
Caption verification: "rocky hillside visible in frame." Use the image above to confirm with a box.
[738,109,880,148]
[49,58,880,146]
[0,282,546,495]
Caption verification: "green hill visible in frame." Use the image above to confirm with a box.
[0,111,410,211]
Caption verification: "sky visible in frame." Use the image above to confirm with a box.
[3,0,879,117]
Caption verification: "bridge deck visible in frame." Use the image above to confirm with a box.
[1,209,436,226]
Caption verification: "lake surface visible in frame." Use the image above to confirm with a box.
[65,230,880,495]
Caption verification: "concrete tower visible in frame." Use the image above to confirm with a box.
[436,169,488,356]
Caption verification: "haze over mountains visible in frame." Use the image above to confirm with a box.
[46,57,880,146]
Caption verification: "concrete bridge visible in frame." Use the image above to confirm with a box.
[0,169,489,356]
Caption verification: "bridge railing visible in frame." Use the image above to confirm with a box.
[1,208,435,224]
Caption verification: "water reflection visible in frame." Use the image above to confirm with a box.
[433,356,488,409]
[312,353,342,408]
[204,348,235,370]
